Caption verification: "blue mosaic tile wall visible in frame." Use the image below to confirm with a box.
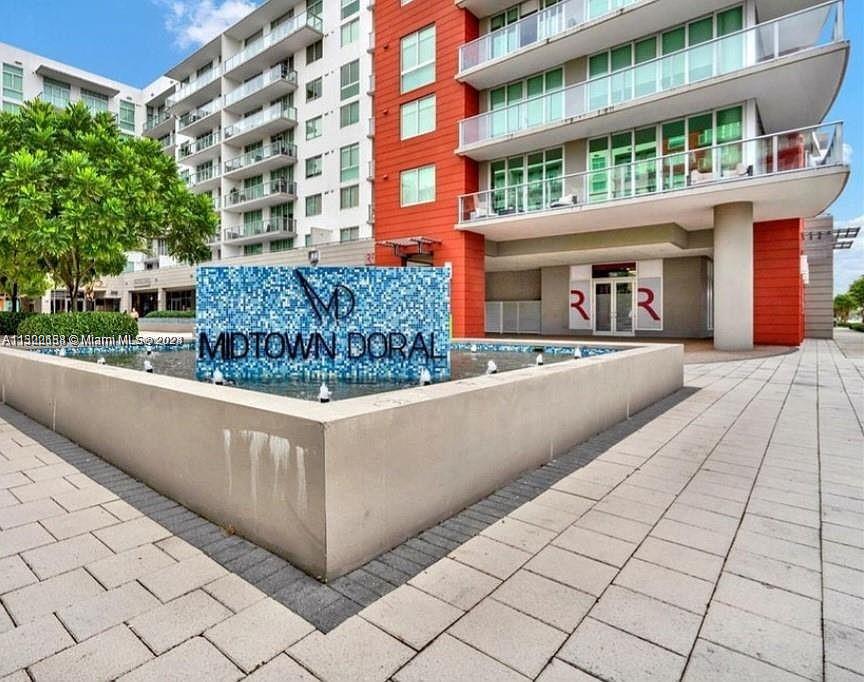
[196,266,451,380]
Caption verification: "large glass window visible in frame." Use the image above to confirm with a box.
[340,101,359,128]
[2,64,23,102]
[490,148,562,213]
[306,194,322,216]
[305,155,322,178]
[119,100,135,132]
[340,226,360,242]
[489,68,562,137]
[306,40,323,64]
[340,60,360,100]
[401,95,435,139]
[340,143,360,182]
[341,0,359,19]
[43,78,70,108]
[400,165,435,206]
[341,18,360,46]
[401,25,435,93]
[271,238,295,252]
[306,116,322,139]
[340,185,359,209]
[81,89,109,114]
[306,77,322,101]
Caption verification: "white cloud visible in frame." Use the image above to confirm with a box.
[155,0,258,49]
[833,213,864,295]
[842,142,853,164]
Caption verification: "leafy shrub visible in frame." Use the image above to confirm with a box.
[848,322,864,333]
[0,311,37,335]
[144,310,196,318]
[17,312,138,339]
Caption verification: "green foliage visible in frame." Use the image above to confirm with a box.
[0,311,37,335]
[847,322,864,333]
[849,276,864,314]
[144,310,196,318]
[17,312,138,339]
[833,293,855,323]
[0,100,217,309]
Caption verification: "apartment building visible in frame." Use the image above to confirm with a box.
[373,0,850,349]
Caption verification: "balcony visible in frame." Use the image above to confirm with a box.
[143,111,174,138]
[458,1,847,160]
[158,133,177,156]
[182,166,221,193]
[223,142,297,180]
[222,217,297,244]
[223,104,297,147]
[177,103,221,137]
[223,179,297,212]
[222,12,323,81]
[223,65,297,114]
[457,124,849,239]
[177,131,222,165]
[167,69,221,112]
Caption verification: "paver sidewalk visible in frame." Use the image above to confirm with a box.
[0,339,861,680]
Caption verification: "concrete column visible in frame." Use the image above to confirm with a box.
[157,288,167,312]
[713,202,754,351]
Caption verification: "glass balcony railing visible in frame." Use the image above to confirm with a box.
[224,104,297,140]
[222,12,323,75]
[458,123,845,222]
[459,0,640,72]
[223,217,296,240]
[178,131,221,159]
[224,65,297,108]
[167,69,220,108]
[144,110,173,132]
[158,133,176,149]
[224,179,297,208]
[182,166,221,187]
[459,1,844,148]
[224,142,297,173]
[178,103,219,129]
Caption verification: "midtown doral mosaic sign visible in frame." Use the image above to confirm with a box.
[196,266,451,379]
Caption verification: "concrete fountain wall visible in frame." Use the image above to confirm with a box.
[0,340,682,579]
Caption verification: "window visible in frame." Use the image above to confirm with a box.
[341,0,359,19]
[81,88,109,113]
[308,0,322,16]
[43,77,70,108]
[340,226,360,242]
[2,64,23,102]
[401,25,435,93]
[340,185,359,209]
[340,101,359,128]
[401,95,435,139]
[306,40,323,64]
[340,60,360,100]
[400,165,435,206]
[305,155,323,178]
[2,101,20,113]
[270,238,295,252]
[306,194,322,216]
[340,143,359,182]
[306,116,322,139]
[341,19,360,46]
[119,100,135,132]
[244,244,263,256]
[306,77,322,101]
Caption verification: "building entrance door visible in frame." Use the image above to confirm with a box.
[593,279,635,335]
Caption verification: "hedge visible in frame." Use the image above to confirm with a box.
[848,322,864,333]
[144,310,196,318]
[0,311,37,335]
[17,312,138,339]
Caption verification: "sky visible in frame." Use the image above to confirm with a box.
[1,0,861,292]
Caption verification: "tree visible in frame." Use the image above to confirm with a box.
[849,276,864,318]
[833,293,855,324]
[0,100,216,311]
[0,203,47,312]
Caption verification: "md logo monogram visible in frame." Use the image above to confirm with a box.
[294,270,356,323]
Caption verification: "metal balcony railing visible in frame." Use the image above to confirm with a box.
[178,103,219,129]
[224,65,297,108]
[224,142,297,173]
[222,12,323,75]
[167,69,220,108]
[224,179,297,208]
[224,104,297,139]
[182,166,221,187]
[223,217,296,240]
[458,123,845,223]
[459,1,845,148]
[178,131,221,159]
[459,0,641,73]
[144,110,173,132]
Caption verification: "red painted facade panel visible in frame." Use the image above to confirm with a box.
[753,219,805,346]
[372,0,485,336]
